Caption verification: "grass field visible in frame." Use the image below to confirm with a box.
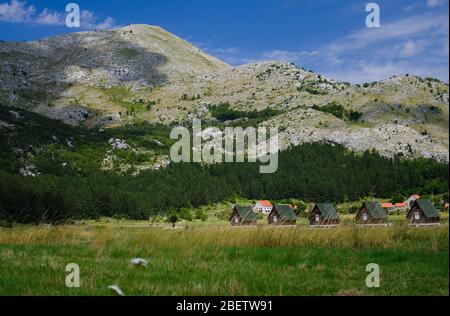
[0,221,448,296]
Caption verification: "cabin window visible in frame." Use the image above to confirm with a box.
[414,212,420,220]
[363,213,368,221]
[273,216,278,223]
[315,214,320,222]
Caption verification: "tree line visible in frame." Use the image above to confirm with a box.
[0,143,448,223]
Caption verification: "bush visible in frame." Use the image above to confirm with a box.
[208,103,282,122]
[391,193,405,204]
[313,102,345,118]
[0,219,13,228]
[297,85,327,95]
[195,209,208,222]
[294,201,309,216]
[313,102,362,121]
[167,212,179,227]
[178,208,193,221]
[215,208,231,221]
[348,110,363,121]
[348,205,360,214]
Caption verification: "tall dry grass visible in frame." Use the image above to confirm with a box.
[0,224,448,252]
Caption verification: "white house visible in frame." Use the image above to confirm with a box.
[253,200,273,214]
[405,194,420,210]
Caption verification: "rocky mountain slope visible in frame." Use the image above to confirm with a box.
[1,24,449,163]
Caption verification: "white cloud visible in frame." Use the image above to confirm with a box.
[398,40,426,58]
[95,16,117,30]
[325,60,449,84]
[427,0,447,7]
[0,0,34,23]
[318,12,449,82]
[201,46,252,65]
[212,47,241,55]
[80,9,118,30]
[205,46,322,67]
[329,13,448,53]
[261,50,308,62]
[0,0,118,29]
[35,8,64,25]
[208,11,449,83]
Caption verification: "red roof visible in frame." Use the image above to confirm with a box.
[395,203,406,207]
[256,200,272,207]
[381,203,394,208]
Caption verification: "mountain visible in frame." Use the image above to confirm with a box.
[0,24,449,163]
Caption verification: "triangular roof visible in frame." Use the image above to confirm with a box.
[233,205,257,221]
[365,202,388,219]
[414,200,440,218]
[273,204,297,221]
[313,203,339,220]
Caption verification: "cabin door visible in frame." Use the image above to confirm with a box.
[234,217,239,224]
[362,213,368,221]
[273,215,278,223]
[315,214,320,222]
[414,212,420,220]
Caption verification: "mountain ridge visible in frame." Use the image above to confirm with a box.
[0,24,448,163]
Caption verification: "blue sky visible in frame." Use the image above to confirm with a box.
[0,0,448,83]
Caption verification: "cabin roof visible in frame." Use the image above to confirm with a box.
[233,205,257,221]
[256,200,273,207]
[314,203,339,220]
[365,202,388,219]
[414,200,440,218]
[273,204,297,220]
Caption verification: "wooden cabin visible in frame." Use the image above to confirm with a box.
[356,202,388,225]
[268,204,297,225]
[407,199,440,225]
[309,203,340,226]
[230,205,257,226]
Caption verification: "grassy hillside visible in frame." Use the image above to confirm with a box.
[0,105,173,176]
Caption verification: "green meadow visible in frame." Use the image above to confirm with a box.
[0,222,448,296]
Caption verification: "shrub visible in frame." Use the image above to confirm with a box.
[178,208,193,221]
[348,205,360,214]
[313,102,362,122]
[0,219,13,228]
[348,110,363,121]
[167,213,179,227]
[312,102,346,119]
[297,85,326,95]
[391,193,405,204]
[195,209,208,222]
[208,103,282,122]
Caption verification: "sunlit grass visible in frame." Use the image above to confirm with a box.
[0,224,448,296]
